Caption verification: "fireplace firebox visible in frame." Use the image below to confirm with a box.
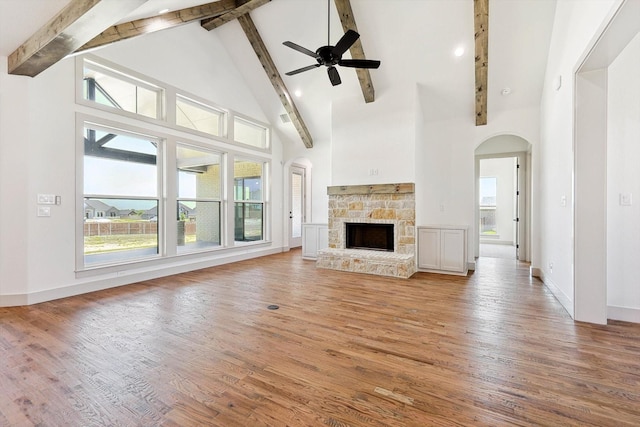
[345,223,394,252]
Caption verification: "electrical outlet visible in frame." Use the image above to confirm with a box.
[620,193,632,206]
[549,262,553,273]
[37,206,51,217]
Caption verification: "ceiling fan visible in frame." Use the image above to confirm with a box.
[282,0,381,86]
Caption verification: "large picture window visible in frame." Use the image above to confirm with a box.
[234,159,264,242]
[177,145,222,253]
[77,57,272,271]
[83,125,160,265]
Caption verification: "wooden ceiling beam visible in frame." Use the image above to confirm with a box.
[474,0,489,126]
[76,0,239,53]
[334,0,376,103]
[8,0,149,77]
[237,14,313,148]
[201,0,271,31]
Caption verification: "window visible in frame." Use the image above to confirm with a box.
[234,116,268,149]
[177,145,222,253]
[83,124,160,266]
[479,177,497,235]
[176,95,225,137]
[83,59,162,119]
[234,159,264,242]
[77,58,273,271]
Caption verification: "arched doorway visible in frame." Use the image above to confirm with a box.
[474,135,532,262]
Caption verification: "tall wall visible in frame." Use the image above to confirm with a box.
[0,23,285,305]
[538,0,618,314]
[607,31,640,321]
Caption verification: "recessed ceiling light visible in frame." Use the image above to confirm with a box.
[294,90,302,98]
[158,8,169,14]
[454,46,464,57]
[501,87,512,96]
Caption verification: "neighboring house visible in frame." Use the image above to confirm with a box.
[118,209,139,219]
[178,202,196,221]
[142,206,157,221]
[84,199,119,219]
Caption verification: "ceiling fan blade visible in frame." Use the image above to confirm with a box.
[327,66,342,86]
[283,41,319,59]
[338,59,381,69]
[285,64,322,76]
[332,29,360,57]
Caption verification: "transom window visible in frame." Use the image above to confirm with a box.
[176,95,226,137]
[83,59,163,119]
[234,116,268,149]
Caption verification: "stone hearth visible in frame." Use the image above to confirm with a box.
[316,183,416,278]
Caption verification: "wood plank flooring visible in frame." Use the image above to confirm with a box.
[1,250,639,426]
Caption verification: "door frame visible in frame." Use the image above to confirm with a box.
[282,158,312,252]
[288,165,306,248]
[475,151,531,261]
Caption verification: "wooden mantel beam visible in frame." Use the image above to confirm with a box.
[474,0,489,126]
[201,0,270,31]
[77,0,239,53]
[237,14,313,148]
[333,0,376,103]
[8,0,148,77]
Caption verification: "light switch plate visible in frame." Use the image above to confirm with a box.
[37,194,55,205]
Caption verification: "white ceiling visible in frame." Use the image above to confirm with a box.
[0,0,557,147]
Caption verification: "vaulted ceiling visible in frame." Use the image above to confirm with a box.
[0,0,557,149]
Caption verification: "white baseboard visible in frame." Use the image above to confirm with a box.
[0,247,283,307]
[607,305,640,323]
[467,261,476,271]
[530,266,574,318]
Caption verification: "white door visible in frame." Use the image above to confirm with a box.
[289,166,305,248]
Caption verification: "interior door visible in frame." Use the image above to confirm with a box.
[289,166,305,248]
[515,159,520,260]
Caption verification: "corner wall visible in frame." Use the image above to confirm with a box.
[0,23,286,306]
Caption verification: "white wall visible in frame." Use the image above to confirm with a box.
[538,0,618,317]
[0,23,286,305]
[607,32,640,322]
[417,106,540,266]
[479,157,516,245]
[331,88,416,186]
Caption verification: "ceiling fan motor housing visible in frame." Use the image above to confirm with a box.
[316,45,341,66]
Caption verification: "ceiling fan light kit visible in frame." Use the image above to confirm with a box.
[282,0,380,86]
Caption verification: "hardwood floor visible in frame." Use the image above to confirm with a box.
[1,250,639,426]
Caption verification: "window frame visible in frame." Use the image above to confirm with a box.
[79,57,165,122]
[176,142,225,254]
[232,113,270,152]
[75,56,274,274]
[232,157,269,244]
[175,94,228,139]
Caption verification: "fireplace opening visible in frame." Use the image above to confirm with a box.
[345,223,394,252]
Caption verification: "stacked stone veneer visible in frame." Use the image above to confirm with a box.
[317,183,416,279]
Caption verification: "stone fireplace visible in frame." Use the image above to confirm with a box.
[316,183,416,278]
